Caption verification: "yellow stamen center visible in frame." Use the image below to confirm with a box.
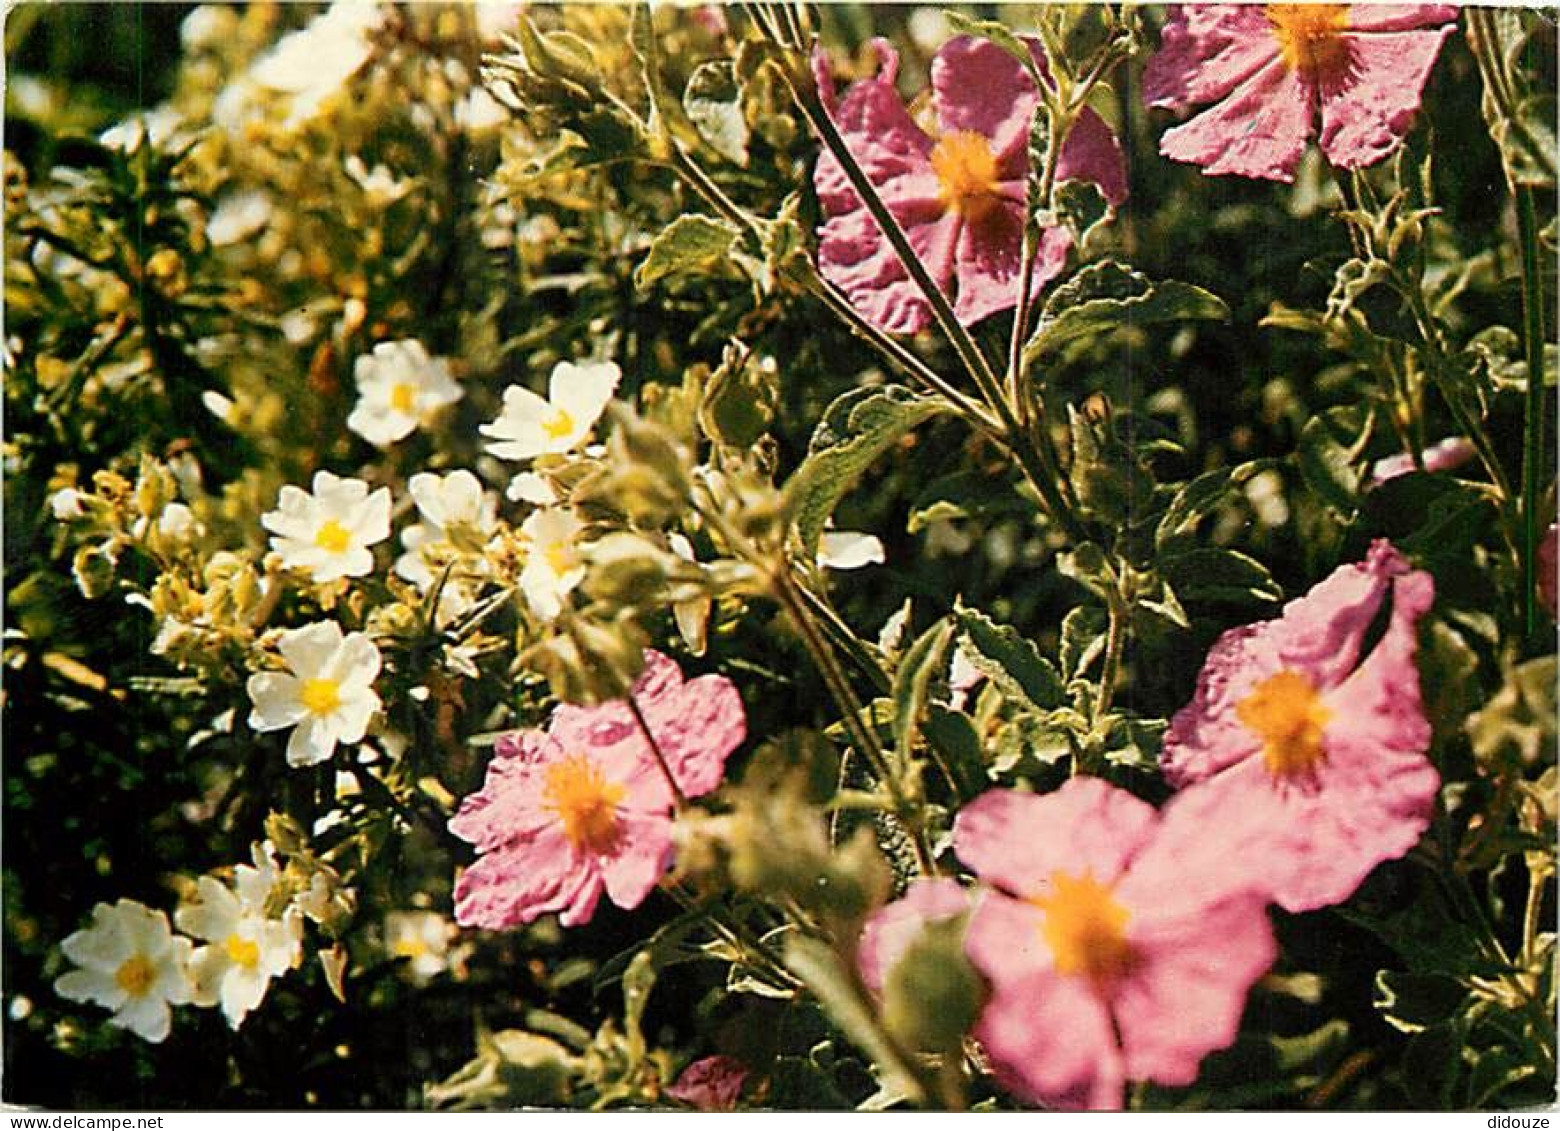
[225,933,261,970]
[542,407,576,442]
[542,539,575,576]
[1033,872,1135,987]
[1267,4,1351,80]
[390,383,417,414]
[929,130,1002,220]
[300,677,342,716]
[114,955,156,997]
[1237,669,1333,779]
[315,519,352,554]
[543,754,626,854]
[391,938,429,959]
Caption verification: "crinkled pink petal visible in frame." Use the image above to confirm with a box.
[448,735,561,852]
[452,825,601,930]
[1162,541,1411,787]
[1319,27,1455,170]
[1540,523,1558,618]
[1345,5,1459,33]
[813,39,931,216]
[667,1056,749,1111]
[931,36,1041,166]
[1109,890,1276,1087]
[952,198,1028,326]
[1143,5,1279,111]
[1058,107,1130,207]
[1159,55,1314,181]
[1370,435,1475,486]
[857,878,970,992]
[818,206,960,334]
[954,778,1157,900]
[599,811,675,911]
[963,888,1049,990]
[975,966,1125,1110]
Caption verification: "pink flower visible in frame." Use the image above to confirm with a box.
[1369,435,1475,486]
[953,778,1275,1110]
[857,878,971,993]
[1161,540,1438,912]
[449,651,745,929]
[813,36,1127,334]
[1143,5,1458,182]
[666,1055,749,1111]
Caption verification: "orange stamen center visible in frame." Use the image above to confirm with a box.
[1267,5,1351,80]
[1033,871,1135,987]
[1237,669,1333,779]
[390,383,417,414]
[543,754,626,853]
[115,955,156,997]
[930,130,1002,220]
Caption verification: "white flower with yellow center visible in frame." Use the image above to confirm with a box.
[518,507,587,621]
[53,899,194,1044]
[346,340,463,448]
[384,911,454,985]
[262,470,391,583]
[176,850,301,1029]
[395,470,498,591]
[480,360,620,464]
[247,620,383,767]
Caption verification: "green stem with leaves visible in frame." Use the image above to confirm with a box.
[1516,185,1548,639]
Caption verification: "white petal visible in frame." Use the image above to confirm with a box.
[817,531,885,570]
[276,621,345,676]
[286,718,336,767]
[247,673,307,731]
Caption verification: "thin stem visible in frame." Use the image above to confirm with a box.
[626,694,687,807]
[1517,185,1547,639]
[1095,592,1127,721]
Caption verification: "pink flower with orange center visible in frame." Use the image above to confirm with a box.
[1143,5,1458,181]
[1161,540,1438,912]
[813,35,1127,334]
[953,778,1276,1110]
[448,651,745,929]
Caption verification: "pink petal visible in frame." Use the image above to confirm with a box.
[930,36,1041,166]
[952,199,1027,326]
[667,1056,749,1111]
[1318,27,1455,170]
[857,878,970,992]
[1539,523,1558,619]
[448,748,557,852]
[1058,108,1130,206]
[598,812,674,911]
[1142,5,1279,112]
[813,39,933,217]
[818,206,960,334]
[975,968,1125,1110]
[1110,888,1275,1087]
[452,826,601,930]
[953,779,1158,900]
[1345,5,1459,33]
[1158,56,1314,182]
[962,889,1049,989]
[639,671,747,799]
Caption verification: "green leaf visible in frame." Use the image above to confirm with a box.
[1159,547,1282,606]
[684,60,749,166]
[622,949,658,1064]
[1297,405,1368,514]
[1373,969,1470,1034]
[954,607,1064,713]
[785,385,954,556]
[1060,605,1108,681]
[1156,461,1272,548]
[1025,260,1228,363]
[699,342,776,448]
[942,12,1041,82]
[1056,541,1115,602]
[635,214,742,291]
[922,707,991,798]
[892,619,954,768]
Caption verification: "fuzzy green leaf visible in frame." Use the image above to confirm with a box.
[1025,260,1229,362]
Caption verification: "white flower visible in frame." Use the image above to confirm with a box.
[247,620,383,766]
[518,508,586,621]
[157,503,198,541]
[206,189,273,247]
[480,360,621,463]
[346,340,463,448]
[176,850,301,1029]
[505,470,558,505]
[99,106,185,151]
[262,470,391,583]
[384,912,453,985]
[344,155,412,208]
[181,4,238,50]
[250,2,385,128]
[456,87,508,133]
[395,470,498,590]
[817,531,885,570]
[50,488,84,520]
[668,532,710,656]
[54,899,194,1044]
